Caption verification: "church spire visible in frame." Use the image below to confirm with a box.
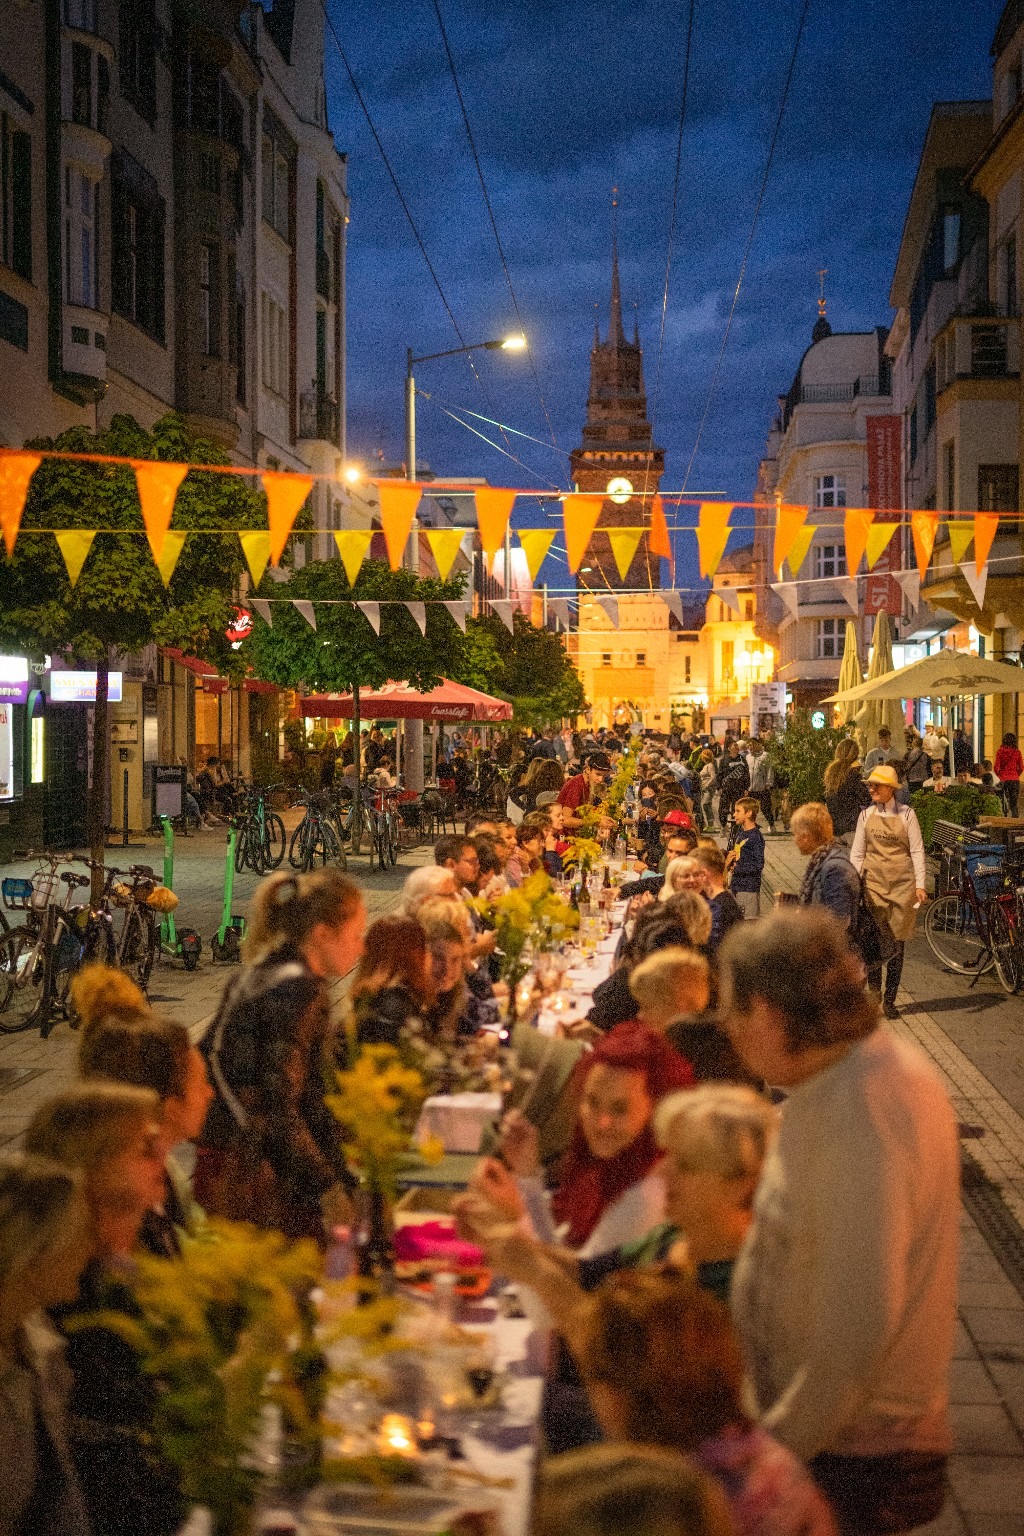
[608,186,625,345]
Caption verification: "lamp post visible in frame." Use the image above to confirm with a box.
[401,334,526,790]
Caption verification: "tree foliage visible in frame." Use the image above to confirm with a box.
[765,710,850,809]
[464,612,587,726]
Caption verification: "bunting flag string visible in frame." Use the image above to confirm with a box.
[489,599,516,633]
[894,570,921,611]
[293,600,317,631]
[517,529,555,581]
[864,522,898,570]
[155,532,187,588]
[251,598,273,627]
[134,461,188,563]
[377,481,422,571]
[837,577,861,616]
[239,531,272,589]
[648,497,672,560]
[596,595,619,628]
[55,530,97,587]
[0,450,41,558]
[405,601,426,636]
[717,586,743,617]
[843,507,875,576]
[962,563,989,611]
[262,472,313,566]
[697,502,733,579]
[425,528,466,583]
[770,582,800,620]
[946,523,974,567]
[974,510,999,579]
[443,600,468,632]
[659,591,686,626]
[474,489,517,561]
[334,529,374,586]
[607,528,644,582]
[773,502,807,578]
[911,507,939,582]
[562,495,604,574]
[786,522,816,576]
[547,597,572,628]
[357,601,380,634]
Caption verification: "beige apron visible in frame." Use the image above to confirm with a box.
[863,807,919,943]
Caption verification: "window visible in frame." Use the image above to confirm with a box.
[945,440,955,511]
[72,42,92,126]
[813,543,847,579]
[978,464,1019,514]
[601,652,612,667]
[261,291,287,395]
[261,114,293,242]
[924,362,936,432]
[1,113,32,282]
[636,652,646,667]
[200,243,219,356]
[120,0,156,119]
[942,211,961,273]
[813,473,846,509]
[1003,232,1018,318]
[235,285,246,404]
[315,306,327,397]
[744,599,754,620]
[111,151,165,341]
[684,655,691,683]
[815,619,841,659]
[198,152,220,194]
[64,0,98,30]
[721,640,734,679]
[909,407,918,465]
[64,166,97,307]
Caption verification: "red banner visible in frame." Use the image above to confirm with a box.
[865,416,902,617]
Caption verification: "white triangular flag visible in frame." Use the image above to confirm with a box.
[596,594,619,627]
[293,600,316,631]
[961,563,988,610]
[251,599,273,627]
[405,601,426,636]
[547,598,571,629]
[357,601,380,634]
[837,577,860,616]
[894,570,920,610]
[268,564,290,584]
[443,600,468,632]
[993,612,1012,629]
[717,585,743,616]
[490,599,516,633]
[770,582,800,620]
[659,591,686,625]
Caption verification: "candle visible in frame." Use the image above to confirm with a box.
[377,1413,418,1458]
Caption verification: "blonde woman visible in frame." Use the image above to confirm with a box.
[658,855,706,900]
[822,737,870,840]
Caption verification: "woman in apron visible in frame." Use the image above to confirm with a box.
[849,764,928,1019]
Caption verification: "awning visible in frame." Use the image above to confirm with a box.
[162,647,228,693]
[300,679,513,722]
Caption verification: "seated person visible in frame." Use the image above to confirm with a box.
[505,821,545,888]
[921,759,951,792]
[588,909,700,1032]
[345,916,432,1048]
[629,946,711,1032]
[658,855,705,901]
[535,1444,733,1536]
[417,897,497,1039]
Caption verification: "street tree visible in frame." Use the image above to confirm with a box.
[467,611,587,726]
[0,413,266,895]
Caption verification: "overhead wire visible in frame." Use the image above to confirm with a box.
[681,0,813,493]
[430,0,565,478]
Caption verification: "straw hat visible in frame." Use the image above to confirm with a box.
[866,765,900,788]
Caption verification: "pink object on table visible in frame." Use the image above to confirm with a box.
[393,1220,484,1268]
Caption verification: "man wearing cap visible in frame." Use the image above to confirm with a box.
[556,751,612,830]
[850,765,927,1019]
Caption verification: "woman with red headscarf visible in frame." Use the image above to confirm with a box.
[471,1020,694,1259]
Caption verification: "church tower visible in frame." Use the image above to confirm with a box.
[569,214,665,589]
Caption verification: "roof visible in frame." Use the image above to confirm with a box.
[716,543,755,575]
[994,0,1024,56]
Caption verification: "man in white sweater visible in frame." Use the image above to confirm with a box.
[719,908,959,1534]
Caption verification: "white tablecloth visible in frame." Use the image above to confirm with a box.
[416,1091,504,1153]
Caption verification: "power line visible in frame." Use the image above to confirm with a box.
[681,0,813,492]
[428,396,571,458]
[430,0,564,478]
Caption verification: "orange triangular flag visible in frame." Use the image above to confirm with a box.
[843,507,875,576]
[911,508,939,581]
[239,531,272,589]
[697,503,733,579]
[0,450,41,558]
[134,460,188,563]
[648,496,672,559]
[517,529,555,581]
[155,531,186,588]
[474,488,517,560]
[946,522,974,567]
[974,510,999,577]
[55,530,96,587]
[787,523,816,575]
[773,502,807,577]
[864,522,898,570]
[562,495,604,574]
[334,529,374,586]
[607,528,643,582]
[376,481,422,571]
[262,471,313,566]
[425,528,466,582]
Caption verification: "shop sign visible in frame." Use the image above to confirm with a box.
[49,670,124,703]
[226,606,253,644]
[0,656,30,705]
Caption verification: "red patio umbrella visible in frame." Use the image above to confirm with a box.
[299,679,513,722]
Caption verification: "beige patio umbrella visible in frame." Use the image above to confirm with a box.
[852,611,906,754]
[823,649,1024,703]
[835,621,864,725]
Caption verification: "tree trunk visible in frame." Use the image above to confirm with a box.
[89,655,109,905]
[353,683,361,820]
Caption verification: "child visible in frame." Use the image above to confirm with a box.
[726,798,764,919]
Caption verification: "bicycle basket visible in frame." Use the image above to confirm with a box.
[145,884,179,914]
[962,843,1006,900]
[1,877,33,910]
[30,872,60,911]
[109,882,134,909]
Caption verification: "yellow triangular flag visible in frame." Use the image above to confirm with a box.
[55,530,96,587]
[974,510,999,577]
[262,471,313,566]
[474,488,517,560]
[334,529,374,586]
[607,528,643,582]
[697,503,733,579]
[425,528,466,582]
[517,529,555,581]
[864,522,898,570]
[843,506,875,575]
[563,495,605,574]
[239,531,271,589]
[786,523,816,576]
[0,449,41,558]
[376,480,422,571]
[773,502,807,577]
[134,460,188,562]
[946,522,974,567]
[155,531,186,588]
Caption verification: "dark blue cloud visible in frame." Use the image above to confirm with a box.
[328,0,1004,590]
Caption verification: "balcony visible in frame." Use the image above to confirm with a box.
[298,389,338,444]
[937,315,1020,391]
[61,304,107,402]
[781,371,891,430]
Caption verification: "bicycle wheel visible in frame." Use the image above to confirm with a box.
[0,927,46,1032]
[60,915,115,1026]
[385,810,399,867]
[925,894,994,975]
[119,906,157,990]
[264,813,286,870]
[988,902,1020,995]
[289,818,310,868]
[235,826,250,874]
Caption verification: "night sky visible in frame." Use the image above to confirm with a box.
[326,0,1005,593]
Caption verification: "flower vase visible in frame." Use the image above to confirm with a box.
[355,1182,395,1285]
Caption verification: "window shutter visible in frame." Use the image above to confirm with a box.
[11,131,31,281]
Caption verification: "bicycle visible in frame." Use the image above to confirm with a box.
[288,790,344,871]
[924,843,1024,994]
[0,854,92,1035]
[233,784,287,876]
